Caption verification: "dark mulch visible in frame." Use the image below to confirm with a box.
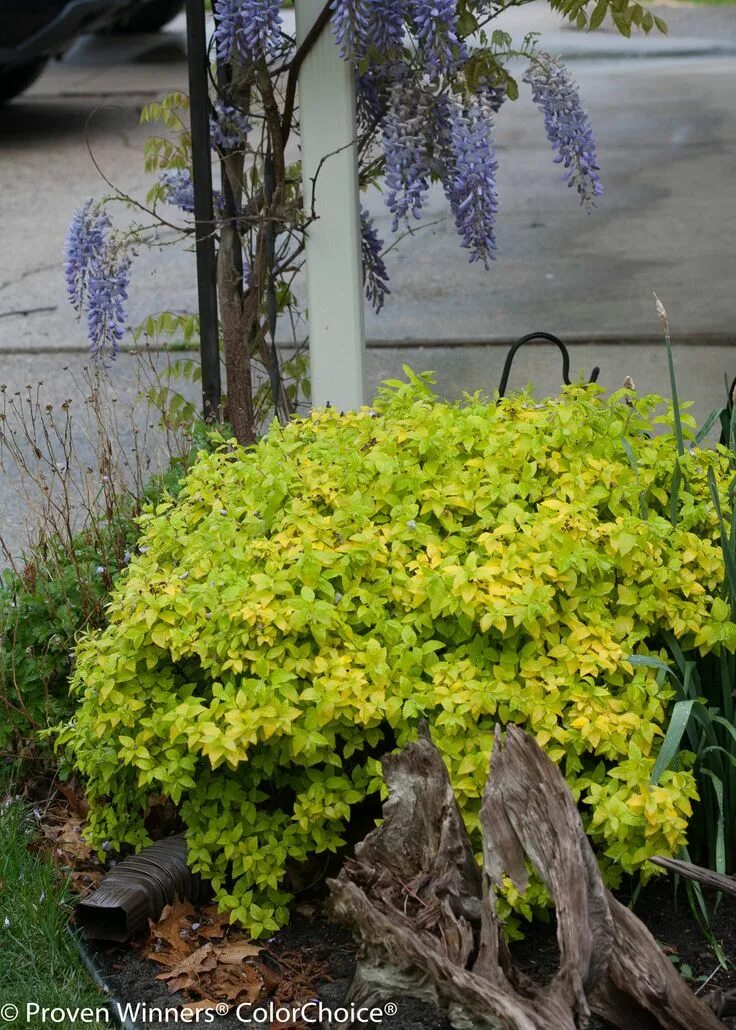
[89,875,736,1030]
[508,876,736,1029]
[93,913,451,1030]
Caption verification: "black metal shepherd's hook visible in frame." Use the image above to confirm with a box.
[498,332,601,398]
[719,374,736,446]
[186,0,221,422]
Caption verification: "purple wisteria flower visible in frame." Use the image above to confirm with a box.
[357,67,386,127]
[213,0,282,63]
[363,0,406,55]
[357,59,408,129]
[85,253,130,360]
[382,84,433,231]
[408,0,465,73]
[336,0,464,62]
[212,0,240,61]
[330,0,368,59]
[360,207,390,312]
[64,200,130,359]
[159,169,196,213]
[210,99,252,152]
[478,80,507,114]
[524,54,602,208]
[443,98,498,269]
[159,168,227,219]
[64,199,111,313]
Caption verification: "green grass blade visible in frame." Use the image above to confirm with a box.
[651,700,694,785]
[663,631,688,681]
[669,461,682,528]
[708,467,736,596]
[695,408,725,446]
[710,714,736,750]
[701,744,736,769]
[657,296,685,457]
[628,654,680,680]
[702,768,726,874]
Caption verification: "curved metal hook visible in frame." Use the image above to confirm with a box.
[498,332,601,398]
[718,374,736,446]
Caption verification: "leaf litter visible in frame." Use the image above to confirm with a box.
[140,898,331,1015]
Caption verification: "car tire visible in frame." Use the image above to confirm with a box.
[0,59,47,104]
[103,0,184,34]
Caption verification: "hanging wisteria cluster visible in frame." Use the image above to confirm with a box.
[64,200,131,360]
[210,98,252,152]
[524,54,603,206]
[209,0,602,310]
[212,0,282,62]
[445,98,499,269]
[360,207,391,312]
[67,0,607,358]
[159,169,196,213]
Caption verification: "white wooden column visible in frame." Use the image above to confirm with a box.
[295,0,366,410]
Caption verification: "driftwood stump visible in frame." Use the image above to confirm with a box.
[327,723,726,1029]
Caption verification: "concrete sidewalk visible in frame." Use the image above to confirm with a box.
[2,9,735,350]
[1,338,733,563]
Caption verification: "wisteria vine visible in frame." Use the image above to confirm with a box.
[524,54,603,207]
[65,0,613,388]
[64,200,131,359]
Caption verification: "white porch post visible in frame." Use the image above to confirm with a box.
[295,0,366,411]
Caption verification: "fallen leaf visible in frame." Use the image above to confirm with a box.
[147,947,191,969]
[156,942,218,991]
[195,906,230,940]
[210,965,254,1003]
[69,870,103,895]
[211,962,263,1004]
[145,899,198,965]
[57,779,89,818]
[43,816,93,861]
[152,899,197,938]
[166,974,194,994]
[217,941,263,965]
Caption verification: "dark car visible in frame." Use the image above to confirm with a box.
[0,0,184,103]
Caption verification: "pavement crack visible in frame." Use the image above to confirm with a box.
[0,306,57,319]
[0,263,59,293]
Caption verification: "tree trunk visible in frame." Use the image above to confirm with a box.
[217,209,255,446]
[328,723,726,1030]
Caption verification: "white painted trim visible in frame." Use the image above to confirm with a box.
[295,0,366,411]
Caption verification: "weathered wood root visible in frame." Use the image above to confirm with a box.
[651,854,736,900]
[327,722,725,1030]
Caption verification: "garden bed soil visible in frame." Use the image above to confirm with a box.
[91,878,736,1030]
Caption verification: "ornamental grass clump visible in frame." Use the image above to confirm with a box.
[58,373,736,937]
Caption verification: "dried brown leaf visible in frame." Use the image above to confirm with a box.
[195,906,230,940]
[156,942,219,991]
[57,779,89,818]
[216,941,263,965]
[69,870,103,895]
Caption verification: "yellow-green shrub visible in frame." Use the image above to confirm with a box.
[58,373,736,936]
